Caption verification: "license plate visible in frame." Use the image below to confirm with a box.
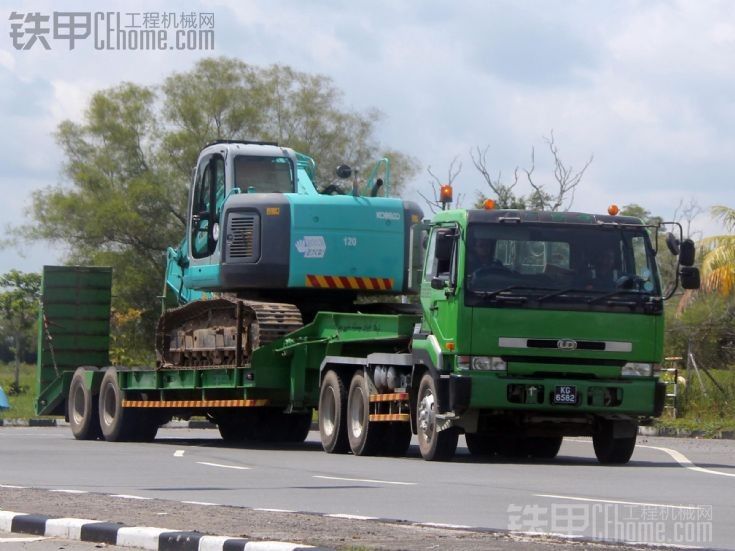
[553,385,578,405]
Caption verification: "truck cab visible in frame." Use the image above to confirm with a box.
[413,207,698,463]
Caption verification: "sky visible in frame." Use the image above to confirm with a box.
[1,0,734,274]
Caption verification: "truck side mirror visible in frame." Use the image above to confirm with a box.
[679,239,696,267]
[680,266,700,289]
[431,277,447,290]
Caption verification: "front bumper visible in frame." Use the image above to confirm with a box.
[443,373,665,417]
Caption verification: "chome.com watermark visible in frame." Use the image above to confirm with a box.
[507,501,713,545]
[8,11,215,51]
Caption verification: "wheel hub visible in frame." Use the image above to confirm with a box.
[418,392,435,442]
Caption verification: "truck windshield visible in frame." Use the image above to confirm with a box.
[234,155,294,193]
[465,223,661,305]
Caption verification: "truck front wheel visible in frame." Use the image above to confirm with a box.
[416,373,458,461]
[593,421,637,464]
[319,370,349,453]
[68,367,101,440]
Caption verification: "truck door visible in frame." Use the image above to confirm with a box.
[421,226,459,347]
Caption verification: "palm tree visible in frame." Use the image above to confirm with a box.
[700,205,735,295]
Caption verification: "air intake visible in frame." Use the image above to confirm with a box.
[227,213,259,261]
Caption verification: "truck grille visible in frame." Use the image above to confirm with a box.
[227,213,258,260]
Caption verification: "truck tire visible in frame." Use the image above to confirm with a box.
[416,373,458,461]
[465,433,498,457]
[319,370,349,453]
[98,367,137,442]
[347,371,385,456]
[593,421,637,464]
[525,436,563,459]
[218,418,249,442]
[382,422,412,457]
[68,367,101,441]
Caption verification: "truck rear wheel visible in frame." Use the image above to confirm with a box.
[98,367,139,442]
[593,421,637,464]
[382,422,412,457]
[319,370,349,453]
[347,371,384,456]
[68,367,101,441]
[416,373,458,461]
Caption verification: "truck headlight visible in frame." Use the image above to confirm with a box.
[457,356,507,371]
[472,356,507,371]
[622,362,653,377]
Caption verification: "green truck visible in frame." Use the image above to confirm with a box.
[35,143,699,464]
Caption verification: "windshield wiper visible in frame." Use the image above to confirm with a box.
[587,290,652,305]
[469,285,555,299]
[537,288,605,302]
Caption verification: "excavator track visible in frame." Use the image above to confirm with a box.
[155,297,303,368]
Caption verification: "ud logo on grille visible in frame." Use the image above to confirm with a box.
[557,339,578,350]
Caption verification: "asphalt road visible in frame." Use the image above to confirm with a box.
[1,426,734,549]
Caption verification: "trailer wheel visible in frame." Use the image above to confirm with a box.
[98,367,136,442]
[284,410,312,443]
[465,433,498,457]
[319,370,349,453]
[68,367,101,441]
[416,373,458,461]
[347,371,384,456]
[593,421,637,465]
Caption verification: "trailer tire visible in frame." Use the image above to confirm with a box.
[98,367,137,442]
[284,410,312,443]
[525,436,563,459]
[593,421,637,465]
[319,370,349,454]
[465,433,498,457]
[347,371,385,456]
[416,373,458,461]
[68,367,101,441]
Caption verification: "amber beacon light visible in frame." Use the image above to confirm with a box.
[608,204,620,216]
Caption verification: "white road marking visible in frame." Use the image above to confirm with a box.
[253,508,296,513]
[567,437,735,478]
[535,494,704,510]
[313,475,416,486]
[49,489,88,494]
[0,484,26,489]
[174,449,185,457]
[181,500,219,506]
[0,537,48,542]
[109,494,152,500]
[637,444,735,478]
[325,513,378,520]
[196,461,250,470]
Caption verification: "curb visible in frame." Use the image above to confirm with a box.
[0,510,331,551]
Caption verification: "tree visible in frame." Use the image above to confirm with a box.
[20,58,419,358]
[700,205,735,296]
[0,271,41,393]
[470,131,593,212]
